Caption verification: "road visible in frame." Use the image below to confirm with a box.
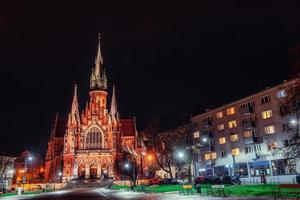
[13,188,273,200]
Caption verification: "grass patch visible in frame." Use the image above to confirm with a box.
[112,183,300,197]
[144,184,184,193]
[111,185,130,190]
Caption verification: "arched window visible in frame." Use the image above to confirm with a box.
[85,127,102,149]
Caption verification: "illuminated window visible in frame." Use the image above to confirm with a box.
[219,137,226,144]
[193,131,200,138]
[226,107,236,115]
[211,152,217,160]
[243,130,252,138]
[228,120,237,128]
[216,111,223,119]
[264,125,276,134]
[204,152,217,160]
[217,124,225,131]
[262,110,273,119]
[268,142,277,151]
[230,134,239,142]
[277,89,286,98]
[232,148,240,156]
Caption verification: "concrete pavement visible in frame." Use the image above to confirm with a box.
[1,188,279,200]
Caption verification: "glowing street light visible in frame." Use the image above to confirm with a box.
[58,172,62,176]
[290,118,298,125]
[28,156,33,161]
[202,137,207,142]
[147,154,153,161]
[124,163,130,169]
[177,152,184,159]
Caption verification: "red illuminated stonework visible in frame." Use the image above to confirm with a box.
[45,36,144,182]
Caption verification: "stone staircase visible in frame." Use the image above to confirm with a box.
[64,178,113,189]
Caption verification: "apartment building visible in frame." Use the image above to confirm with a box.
[191,79,299,184]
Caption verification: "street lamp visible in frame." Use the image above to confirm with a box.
[177,152,184,159]
[124,163,130,169]
[202,137,207,142]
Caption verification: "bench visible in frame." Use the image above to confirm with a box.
[207,184,225,197]
[179,184,193,195]
[273,184,300,200]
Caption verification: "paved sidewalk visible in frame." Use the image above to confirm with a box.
[98,188,276,200]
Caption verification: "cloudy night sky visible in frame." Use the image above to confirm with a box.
[0,1,300,155]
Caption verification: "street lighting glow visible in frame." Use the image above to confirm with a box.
[28,156,33,161]
[177,152,184,159]
[290,118,297,125]
[202,137,207,142]
[58,172,62,176]
[124,163,129,168]
[147,155,153,161]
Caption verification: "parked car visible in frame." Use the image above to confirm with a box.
[296,174,300,184]
[160,178,178,185]
[194,175,241,185]
[177,179,188,184]
[148,178,161,185]
[32,185,43,191]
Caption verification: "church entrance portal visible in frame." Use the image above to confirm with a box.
[78,164,86,179]
[90,165,97,179]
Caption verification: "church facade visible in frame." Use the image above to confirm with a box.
[45,36,143,182]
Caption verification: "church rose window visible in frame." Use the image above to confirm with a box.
[85,127,102,149]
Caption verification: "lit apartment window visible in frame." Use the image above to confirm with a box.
[211,152,217,160]
[217,124,225,131]
[219,137,226,144]
[264,125,276,134]
[243,130,252,138]
[262,110,273,119]
[216,111,223,119]
[268,142,277,151]
[261,95,271,104]
[204,152,217,160]
[232,148,240,156]
[193,131,200,138]
[220,151,227,158]
[277,89,286,98]
[230,134,239,142]
[226,107,236,115]
[228,120,237,128]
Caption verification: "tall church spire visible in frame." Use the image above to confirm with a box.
[110,85,119,122]
[50,113,59,139]
[90,34,107,91]
[95,33,103,78]
[69,84,81,127]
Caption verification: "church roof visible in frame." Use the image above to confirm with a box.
[120,118,137,137]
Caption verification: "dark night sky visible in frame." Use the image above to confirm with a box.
[0,1,300,155]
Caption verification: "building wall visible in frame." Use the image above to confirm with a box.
[191,79,298,183]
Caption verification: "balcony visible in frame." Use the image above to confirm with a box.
[201,143,215,152]
[242,121,256,129]
[240,105,254,115]
[202,119,212,128]
[244,136,263,145]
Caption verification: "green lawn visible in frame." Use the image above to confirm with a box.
[0,190,48,198]
[112,183,300,197]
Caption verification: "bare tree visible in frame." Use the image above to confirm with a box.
[276,74,300,158]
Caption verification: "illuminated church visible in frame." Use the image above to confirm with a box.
[45,35,143,182]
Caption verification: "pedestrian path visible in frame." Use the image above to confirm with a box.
[98,188,275,200]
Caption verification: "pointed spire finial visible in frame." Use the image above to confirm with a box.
[110,84,119,122]
[50,113,59,138]
[69,84,81,127]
